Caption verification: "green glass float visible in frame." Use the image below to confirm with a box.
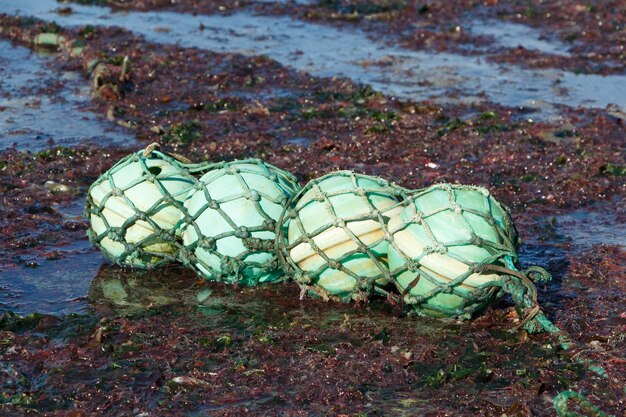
[85,145,199,269]
[180,159,300,285]
[387,183,522,318]
[278,171,407,301]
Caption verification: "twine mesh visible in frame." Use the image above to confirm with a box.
[85,144,214,269]
[178,159,300,286]
[387,183,549,328]
[277,171,409,302]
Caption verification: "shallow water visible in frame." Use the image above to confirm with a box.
[0,199,103,315]
[554,209,626,250]
[0,39,134,151]
[1,0,625,119]
[0,241,101,315]
[466,19,570,55]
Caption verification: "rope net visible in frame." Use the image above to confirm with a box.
[179,159,300,286]
[277,171,408,302]
[386,183,548,323]
[85,144,212,269]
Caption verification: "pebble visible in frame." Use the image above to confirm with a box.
[44,180,71,193]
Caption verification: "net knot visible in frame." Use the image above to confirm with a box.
[200,237,216,250]
[328,259,342,270]
[86,229,97,241]
[234,226,250,239]
[294,272,311,285]
[434,243,447,254]
[262,219,276,231]
[178,247,195,267]
[246,190,260,201]
[405,259,419,272]
[107,227,125,242]
[221,258,242,274]
[333,218,346,228]
[127,249,141,260]
[160,230,175,242]
[524,266,552,284]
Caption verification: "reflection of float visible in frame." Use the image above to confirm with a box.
[88,264,202,315]
[87,264,305,322]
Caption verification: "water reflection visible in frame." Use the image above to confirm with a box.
[88,264,202,316]
[0,241,101,315]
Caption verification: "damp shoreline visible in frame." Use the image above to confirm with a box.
[0,2,624,416]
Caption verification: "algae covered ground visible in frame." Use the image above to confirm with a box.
[0,1,624,415]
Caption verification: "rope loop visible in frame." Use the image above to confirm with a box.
[525,265,552,284]
[553,390,613,417]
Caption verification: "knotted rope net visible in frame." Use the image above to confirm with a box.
[85,143,213,269]
[277,171,409,302]
[386,183,553,329]
[178,159,300,286]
